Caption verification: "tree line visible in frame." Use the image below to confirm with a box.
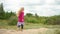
[0,3,15,19]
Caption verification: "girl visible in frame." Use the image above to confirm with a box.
[16,7,24,31]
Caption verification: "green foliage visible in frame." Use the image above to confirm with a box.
[0,3,5,19]
[55,30,60,34]
[35,13,39,18]
[26,13,33,17]
[25,13,60,25]
[0,3,16,20]
[4,12,15,19]
[26,18,39,23]
[8,19,17,26]
[8,16,17,26]
[46,15,60,25]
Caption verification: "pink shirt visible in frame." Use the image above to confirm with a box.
[18,11,24,22]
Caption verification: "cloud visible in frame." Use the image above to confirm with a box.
[0,0,4,3]
[55,0,60,5]
[24,5,60,16]
[0,0,60,16]
[19,0,45,6]
[3,0,21,11]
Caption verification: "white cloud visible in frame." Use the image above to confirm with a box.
[0,0,60,16]
[24,5,60,16]
[4,0,22,12]
[45,0,55,5]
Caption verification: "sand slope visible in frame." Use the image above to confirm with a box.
[0,28,48,34]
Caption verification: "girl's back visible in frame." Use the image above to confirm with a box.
[18,11,24,22]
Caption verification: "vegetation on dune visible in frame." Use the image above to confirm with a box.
[0,3,60,26]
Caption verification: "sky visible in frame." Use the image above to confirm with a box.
[0,0,60,16]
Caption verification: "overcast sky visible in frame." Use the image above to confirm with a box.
[0,0,60,16]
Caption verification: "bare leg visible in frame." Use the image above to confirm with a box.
[21,24,24,31]
[17,25,20,31]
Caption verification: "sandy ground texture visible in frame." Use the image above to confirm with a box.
[0,28,48,34]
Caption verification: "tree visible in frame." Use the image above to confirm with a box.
[0,3,5,19]
[35,13,38,18]
[0,3,13,19]
[26,13,33,17]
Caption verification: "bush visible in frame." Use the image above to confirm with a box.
[55,30,60,34]
[26,19,39,23]
[8,18,17,26]
[46,15,60,25]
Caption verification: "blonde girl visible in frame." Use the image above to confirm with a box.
[16,7,24,31]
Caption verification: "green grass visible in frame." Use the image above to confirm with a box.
[0,23,60,30]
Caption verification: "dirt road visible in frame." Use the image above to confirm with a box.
[0,28,48,34]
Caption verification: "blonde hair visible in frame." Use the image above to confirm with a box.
[16,7,24,17]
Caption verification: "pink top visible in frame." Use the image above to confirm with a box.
[18,11,24,22]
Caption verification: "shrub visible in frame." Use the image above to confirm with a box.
[8,18,17,26]
[55,30,60,34]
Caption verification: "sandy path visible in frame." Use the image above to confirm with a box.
[0,28,48,34]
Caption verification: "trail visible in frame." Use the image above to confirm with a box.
[0,28,48,34]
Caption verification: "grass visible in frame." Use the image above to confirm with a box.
[0,23,60,29]
[38,28,60,34]
[0,22,60,34]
